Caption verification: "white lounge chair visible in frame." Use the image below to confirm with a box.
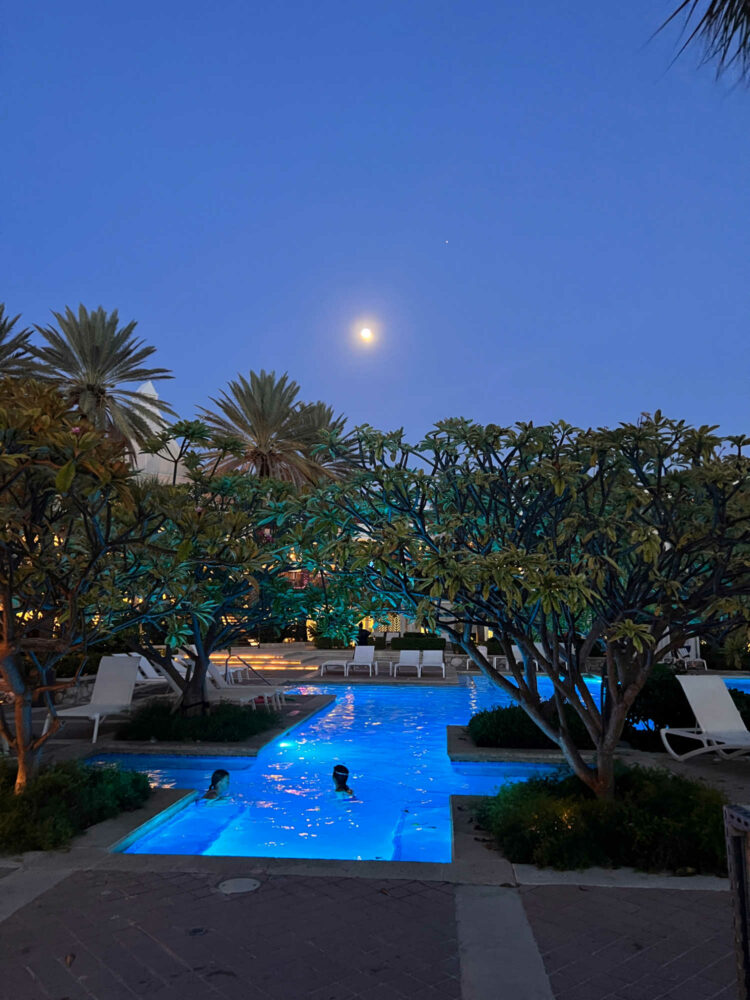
[133,655,170,689]
[204,662,284,711]
[393,650,421,678]
[661,675,750,761]
[421,650,446,678]
[47,655,140,742]
[343,646,375,677]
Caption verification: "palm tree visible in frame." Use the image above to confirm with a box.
[32,305,175,450]
[0,305,34,376]
[662,1,750,81]
[199,369,352,483]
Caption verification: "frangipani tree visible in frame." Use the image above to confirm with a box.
[309,415,750,798]
[126,427,311,712]
[0,379,166,791]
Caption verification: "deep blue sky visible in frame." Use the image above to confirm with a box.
[4,2,749,438]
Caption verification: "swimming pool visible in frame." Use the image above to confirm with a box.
[94,674,748,863]
[94,676,582,862]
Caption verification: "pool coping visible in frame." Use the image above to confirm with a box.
[78,693,335,759]
[0,790,729,892]
[447,725,597,764]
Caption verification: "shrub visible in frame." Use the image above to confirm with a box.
[477,765,727,875]
[626,664,693,732]
[0,760,150,853]
[313,636,348,649]
[624,666,750,750]
[728,687,750,726]
[118,701,280,742]
[468,700,594,749]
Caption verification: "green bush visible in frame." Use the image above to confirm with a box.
[391,634,445,650]
[624,666,750,749]
[468,700,594,749]
[0,760,150,853]
[477,765,727,875]
[468,666,750,754]
[119,700,280,742]
[313,636,348,649]
[626,664,693,732]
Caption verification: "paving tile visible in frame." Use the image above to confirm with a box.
[522,885,739,1000]
[0,871,458,1000]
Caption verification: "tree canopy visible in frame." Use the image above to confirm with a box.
[0,378,165,790]
[306,415,750,796]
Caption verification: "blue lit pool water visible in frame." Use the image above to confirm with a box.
[92,674,746,863]
[92,675,589,862]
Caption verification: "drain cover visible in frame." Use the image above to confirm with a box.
[216,877,261,895]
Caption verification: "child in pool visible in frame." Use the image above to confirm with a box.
[203,768,230,800]
[332,764,355,797]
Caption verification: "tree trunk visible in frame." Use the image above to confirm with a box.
[181,656,209,716]
[13,692,34,794]
[594,748,615,800]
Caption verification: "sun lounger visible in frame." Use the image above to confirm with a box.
[393,650,421,678]
[47,655,140,742]
[346,646,377,677]
[421,650,446,678]
[133,655,171,689]
[660,675,750,760]
[204,662,284,711]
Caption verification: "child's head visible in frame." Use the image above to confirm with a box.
[209,769,230,793]
[332,764,350,791]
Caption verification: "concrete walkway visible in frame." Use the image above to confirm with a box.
[0,860,738,1000]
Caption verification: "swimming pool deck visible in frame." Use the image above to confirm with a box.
[2,677,746,998]
[0,785,739,999]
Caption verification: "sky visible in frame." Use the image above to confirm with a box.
[3,1,749,439]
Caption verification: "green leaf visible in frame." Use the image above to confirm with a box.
[175,539,192,563]
[55,460,76,492]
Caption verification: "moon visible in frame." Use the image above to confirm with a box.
[360,327,373,341]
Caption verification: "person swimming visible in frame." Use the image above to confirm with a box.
[332,764,355,797]
[203,768,230,800]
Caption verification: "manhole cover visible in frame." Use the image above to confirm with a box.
[216,878,261,895]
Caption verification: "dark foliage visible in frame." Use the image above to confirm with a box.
[391,634,445,650]
[468,700,594,749]
[118,700,280,742]
[0,761,150,853]
[469,668,750,753]
[626,664,694,732]
[313,636,348,649]
[477,765,726,875]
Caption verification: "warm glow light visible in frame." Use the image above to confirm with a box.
[351,316,381,347]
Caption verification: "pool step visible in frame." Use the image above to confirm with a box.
[211,652,315,676]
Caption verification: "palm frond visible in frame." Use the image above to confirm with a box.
[662,0,750,80]
[0,304,34,376]
[199,369,351,484]
[32,304,175,451]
